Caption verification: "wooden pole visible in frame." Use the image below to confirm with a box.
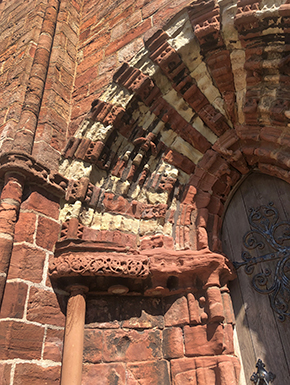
[60,285,88,385]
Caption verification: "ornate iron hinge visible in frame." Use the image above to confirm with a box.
[234,202,290,321]
[250,359,276,385]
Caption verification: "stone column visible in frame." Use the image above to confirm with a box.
[60,285,88,385]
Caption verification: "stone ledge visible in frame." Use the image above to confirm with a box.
[49,241,235,296]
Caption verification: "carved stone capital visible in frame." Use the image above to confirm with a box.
[0,151,68,197]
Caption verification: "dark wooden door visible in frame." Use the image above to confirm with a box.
[222,172,290,385]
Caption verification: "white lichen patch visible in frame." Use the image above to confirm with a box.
[90,166,108,187]
[59,201,83,222]
[139,219,164,236]
[236,90,245,124]
[257,2,282,19]
[230,49,246,124]
[129,47,150,69]
[178,38,203,74]
[110,134,134,158]
[99,82,133,107]
[111,177,131,196]
[91,212,140,233]
[86,122,114,142]
[130,184,141,200]
[150,67,174,95]
[262,26,284,35]
[152,120,165,135]
[79,207,95,226]
[145,190,169,205]
[163,164,179,179]
[163,222,173,236]
[75,119,91,138]
[137,110,156,130]
[60,159,92,180]
[106,213,139,233]
[91,211,102,230]
[230,50,247,92]
[168,21,203,73]
[59,158,71,176]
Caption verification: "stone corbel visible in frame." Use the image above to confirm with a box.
[50,242,235,298]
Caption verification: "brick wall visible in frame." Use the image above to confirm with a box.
[0,186,66,384]
[70,0,193,136]
[1,0,290,383]
[81,293,237,384]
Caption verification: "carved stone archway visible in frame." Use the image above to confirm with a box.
[49,1,290,384]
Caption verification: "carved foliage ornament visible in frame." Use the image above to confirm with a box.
[234,202,290,321]
[49,253,150,278]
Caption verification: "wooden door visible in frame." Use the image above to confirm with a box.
[222,172,290,385]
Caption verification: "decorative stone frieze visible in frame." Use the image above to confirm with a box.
[50,240,234,298]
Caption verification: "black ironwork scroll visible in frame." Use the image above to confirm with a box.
[250,359,276,384]
[234,202,290,321]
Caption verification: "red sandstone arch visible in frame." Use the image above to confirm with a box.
[49,1,290,384]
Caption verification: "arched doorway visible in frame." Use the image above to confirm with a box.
[222,172,290,384]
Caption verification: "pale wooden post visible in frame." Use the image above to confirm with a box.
[60,285,88,385]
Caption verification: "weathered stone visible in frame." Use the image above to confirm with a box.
[43,328,64,362]
[122,308,164,329]
[184,323,224,356]
[126,360,170,385]
[14,211,37,243]
[164,296,190,327]
[26,287,66,327]
[0,363,11,385]
[83,329,103,363]
[21,190,59,219]
[0,321,44,360]
[103,329,162,362]
[171,355,240,385]
[8,244,46,283]
[82,363,126,385]
[0,281,28,319]
[163,327,184,358]
[13,364,61,385]
[36,216,60,251]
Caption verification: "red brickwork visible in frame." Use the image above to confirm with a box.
[1,0,290,384]
[0,186,64,384]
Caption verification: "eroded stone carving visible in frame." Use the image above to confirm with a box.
[50,252,149,278]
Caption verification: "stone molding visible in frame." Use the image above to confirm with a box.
[49,240,234,295]
[0,152,68,197]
